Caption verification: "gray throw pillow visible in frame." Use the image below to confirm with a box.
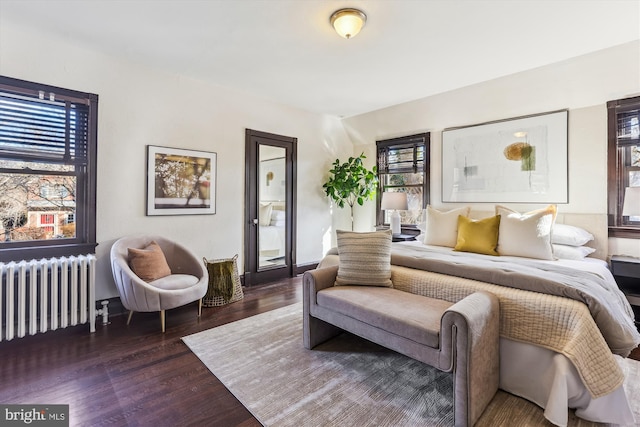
[335,229,392,287]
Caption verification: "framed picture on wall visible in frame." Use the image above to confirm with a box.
[146,145,217,216]
[441,110,568,203]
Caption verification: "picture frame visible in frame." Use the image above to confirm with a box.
[441,110,568,203]
[146,145,217,216]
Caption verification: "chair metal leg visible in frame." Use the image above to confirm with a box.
[127,310,134,325]
[198,299,202,317]
[160,310,165,333]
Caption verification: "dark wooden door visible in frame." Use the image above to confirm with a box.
[244,129,296,285]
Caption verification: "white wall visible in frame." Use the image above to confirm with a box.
[342,41,640,257]
[2,19,639,302]
[0,21,353,299]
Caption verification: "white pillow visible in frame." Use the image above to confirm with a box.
[552,244,596,260]
[271,209,286,221]
[259,203,272,226]
[424,206,471,247]
[269,209,286,226]
[495,205,557,260]
[551,224,594,247]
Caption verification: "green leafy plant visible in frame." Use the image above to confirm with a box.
[322,153,378,230]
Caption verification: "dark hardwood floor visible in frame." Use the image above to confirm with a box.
[2,276,639,427]
[0,276,302,427]
[631,345,640,361]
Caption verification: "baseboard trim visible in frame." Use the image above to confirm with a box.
[295,262,318,275]
[106,262,320,312]
[240,262,319,284]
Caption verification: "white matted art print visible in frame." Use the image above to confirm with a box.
[442,110,568,203]
[146,145,216,216]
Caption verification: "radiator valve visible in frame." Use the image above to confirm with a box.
[96,300,110,325]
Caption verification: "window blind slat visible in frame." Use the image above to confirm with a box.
[0,94,87,164]
[378,141,425,174]
[0,109,66,126]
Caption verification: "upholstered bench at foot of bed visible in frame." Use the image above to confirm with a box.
[303,265,500,427]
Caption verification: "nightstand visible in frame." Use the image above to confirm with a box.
[610,256,640,309]
[392,234,416,242]
[611,255,640,306]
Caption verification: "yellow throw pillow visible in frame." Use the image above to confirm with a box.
[454,215,501,256]
[128,241,172,282]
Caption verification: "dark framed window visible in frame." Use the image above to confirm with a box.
[0,76,98,261]
[376,133,430,228]
[608,95,640,238]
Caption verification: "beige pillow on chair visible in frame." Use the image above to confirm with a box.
[128,241,172,282]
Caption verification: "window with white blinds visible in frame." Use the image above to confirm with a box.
[0,76,97,261]
[0,93,89,164]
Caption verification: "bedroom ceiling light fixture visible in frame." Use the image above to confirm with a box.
[381,192,408,235]
[330,8,367,39]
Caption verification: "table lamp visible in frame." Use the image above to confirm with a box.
[381,192,408,235]
[622,187,640,219]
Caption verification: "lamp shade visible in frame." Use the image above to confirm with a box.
[622,187,640,216]
[381,192,408,210]
[330,8,367,39]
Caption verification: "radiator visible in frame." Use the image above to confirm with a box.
[0,254,97,342]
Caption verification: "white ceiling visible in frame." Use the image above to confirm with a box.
[1,0,639,117]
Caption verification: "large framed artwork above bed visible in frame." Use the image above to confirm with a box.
[442,110,568,203]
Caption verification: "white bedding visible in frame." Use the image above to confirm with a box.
[502,339,634,426]
[259,224,285,255]
[394,241,637,426]
[399,241,611,278]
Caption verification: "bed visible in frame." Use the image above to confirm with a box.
[259,202,286,260]
[318,206,640,426]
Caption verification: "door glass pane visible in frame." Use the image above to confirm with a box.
[258,145,286,269]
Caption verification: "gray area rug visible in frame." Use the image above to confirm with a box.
[182,303,640,427]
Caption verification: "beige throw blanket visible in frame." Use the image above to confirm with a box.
[387,244,640,355]
[391,265,620,398]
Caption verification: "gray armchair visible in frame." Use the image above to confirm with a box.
[110,235,208,332]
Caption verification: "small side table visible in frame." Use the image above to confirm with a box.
[392,234,416,242]
[611,255,640,307]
